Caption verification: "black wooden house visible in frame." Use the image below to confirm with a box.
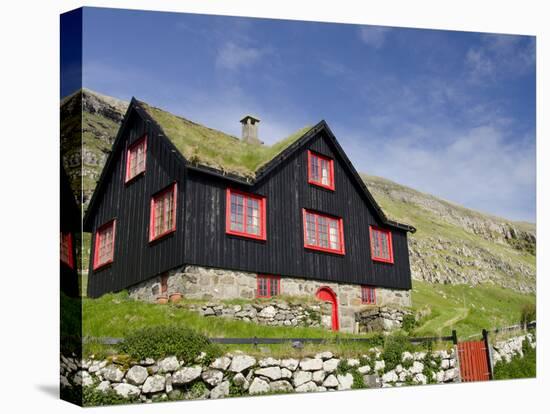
[83,98,415,331]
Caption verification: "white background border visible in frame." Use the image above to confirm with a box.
[0,1,546,413]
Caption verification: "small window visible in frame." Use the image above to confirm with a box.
[361,286,376,304]
[369,226,394,263]
[125,135,147,182]
[150,183,177,242]
[303,209,345,255]
[308,150,335,190]
[257,275,280,298]
[60,232,74,268]
[226,188,266,240]
[93,220,116,270]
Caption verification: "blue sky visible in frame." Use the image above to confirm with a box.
[71,7,535,222]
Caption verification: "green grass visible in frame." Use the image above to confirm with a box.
[141,101,311,178]
[411,280,535,339]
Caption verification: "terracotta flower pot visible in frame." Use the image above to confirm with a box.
[156,295,169,304]
[169,292,182,303]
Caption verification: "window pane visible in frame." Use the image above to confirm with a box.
[258,277,268,296]
[305,213,316,245]
[269,278,279,296]
[318,216,328,247]
[321,159,329,185]
[329,219,339,249]
[246,197,260,235]
[230,193,244,232]
[310,154,319,181]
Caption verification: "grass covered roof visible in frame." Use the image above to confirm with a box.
[139,100,311,179]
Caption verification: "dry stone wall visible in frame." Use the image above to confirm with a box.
[61,348,459,405]
[491,333,536,364]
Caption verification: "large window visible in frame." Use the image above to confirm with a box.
[369,226,394,263]
[150,183,177,242]
[308,150,335,190]
[361,286,376,304]
[93,220,116,270]
[60,232,74,268]
[226,188,266,240]
[125,135,147,182]
[303,209,345,255]
[257,275,280,298]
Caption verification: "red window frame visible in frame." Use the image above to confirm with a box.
[125,135,147,183]
[302,209,345,255]
[307,150,335,191]
[93,219,116,271]
[149,183,178,242]
[369,225,394,263]
[225,188,267,241]
[256,275,281,298]
[60,232,74,269]
[361,286,376,304]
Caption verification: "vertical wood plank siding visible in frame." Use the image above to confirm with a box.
[87,110,185,297]
[184,132,412,290]
[87,113,412,297]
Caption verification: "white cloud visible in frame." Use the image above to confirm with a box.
[358,26,392,49]
[216,42,264,70]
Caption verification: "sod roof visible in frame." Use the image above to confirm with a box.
[138,100,312,179]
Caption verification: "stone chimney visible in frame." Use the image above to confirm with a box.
[240,115,262,145]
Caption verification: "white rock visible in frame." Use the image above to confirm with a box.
[102,365,125,382]
[126,366,148,385]
[229,355,256,373]
[413,373,427,385]
[337,373,354,390]
[281,358,300,371]
[249,377,270,395]
[172,366,202,384]
[255,366,282,380]
[158,356,180,372]
[210,381,230,399]
[96,381,110,393]
[444,368,458,382]
[73,371,93,387]
[295,381,318,393]
[402,352,414,362]
[210,356,232,371]
[270,380,294,393]
[312,370,326,384]
[60,375,70,388]
[395,364,403,374]
[322,374,339,388]
[201,369,224,387]
[165,374,173,394]
[449,358,456,368]
[398,372,408,382]
[300,358,323,371]
[281,368,292,379]
[382,370,398,383]
[142,375,165,393]
[347,358,360,367]
[259,306,277,318]
[410,361,424,374]
[322,358,340,373]
[259,357,281,367]
[358,365,371,374]
[113,383,140,398]
[435,371,445,383]
[414,352,426,361]
[374,360,385,372]
[232,373,249,390]
[292,370,313,387]
[315,351,334,360]
[440,359,450,369]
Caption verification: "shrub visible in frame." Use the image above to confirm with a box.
[82,386,139,406]
[381,333,414,371]
[494,339,536,380]
[401,314,417,333]
[520,304,536,326]
[118,326,221,363]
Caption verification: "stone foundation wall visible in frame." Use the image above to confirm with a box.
[491,333,536,365]
[61,348,459,405]
[128,265,412,333]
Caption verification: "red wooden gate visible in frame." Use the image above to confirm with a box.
[457,339,491,382]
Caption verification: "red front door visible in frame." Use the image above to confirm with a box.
[316,287,339,331]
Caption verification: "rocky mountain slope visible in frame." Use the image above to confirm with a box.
[61,89,536,293]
